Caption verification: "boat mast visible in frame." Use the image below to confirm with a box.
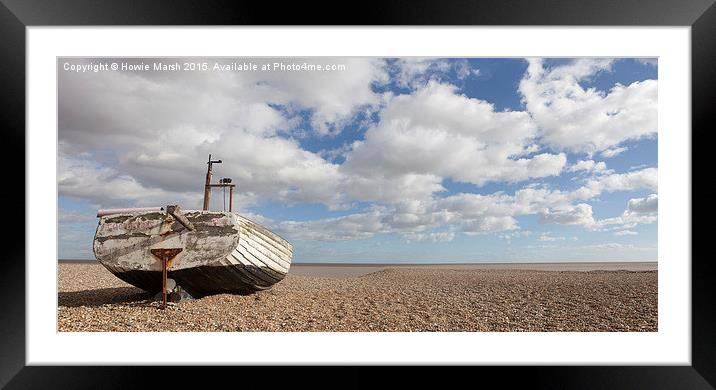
[203,154,222,210]
[202,154,236,211]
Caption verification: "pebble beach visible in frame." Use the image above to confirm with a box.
[58,262,657,332]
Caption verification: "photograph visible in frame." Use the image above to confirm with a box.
[57,56,658,332]
[2,0,710,384]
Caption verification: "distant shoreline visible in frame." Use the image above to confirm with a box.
[58,259,658,266]
[59,259,657,275]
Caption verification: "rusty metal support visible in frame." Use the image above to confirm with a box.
[150,248,183,309]
[204,184,236,210]
[203,154,222,211]
[229,186,233,212]
[162,258,167,308]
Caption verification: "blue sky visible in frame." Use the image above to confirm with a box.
[58,57,658,262]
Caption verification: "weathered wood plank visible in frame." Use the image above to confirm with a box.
[236,240,290,274]
[238,215,293,250]
[228,252,275,286]
[236,241,288,277]
[239,233,291,272]
[238,223,294,260]
[230,250,284,284]
[240,230,291,262]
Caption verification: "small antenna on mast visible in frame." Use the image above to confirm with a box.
[203,153,223,210]
[202,155,235,212]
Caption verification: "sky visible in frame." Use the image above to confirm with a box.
[58,57,658,263]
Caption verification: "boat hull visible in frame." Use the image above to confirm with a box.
[93,210,292,296]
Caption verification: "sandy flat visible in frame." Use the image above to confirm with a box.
[58,262,657,332]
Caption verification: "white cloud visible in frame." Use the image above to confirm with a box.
[58,154,202,208]
[593,194,658,231]
[636,58,658,67]
[273,177,657,242]
[265,58,389,135]
[539,203,595,226]
[403,231,456,243]
[568,159,608,174]
[536,193,656,232]
[499,230,532,240]
[275,209,387,241]
[600,146,629,158]
[615,230,638,236]
[455,60,480,80]
[341,172,445,204]
[573,167,657,200]
[58,58,391,209]
[627,193,658,214]
[520,58,657,154]
[390,58,478,89]
[538,233,566,241]
[392,58,449,88]
[58,57,658,251]
[59,131,347,210]
[462,216,519,235]
[272,189,559,241]
[342,81,566,195]
[58,61,567,211]
[581,243,634,250]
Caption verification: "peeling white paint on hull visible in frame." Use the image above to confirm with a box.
[93,210,293,296]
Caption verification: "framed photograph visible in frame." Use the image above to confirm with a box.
[3,0,713,388]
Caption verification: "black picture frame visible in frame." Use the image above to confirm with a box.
[1,0,713,388]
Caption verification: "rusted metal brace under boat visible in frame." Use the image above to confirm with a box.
[150,248,183,309]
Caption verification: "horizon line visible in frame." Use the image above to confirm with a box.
[58,259,658,265]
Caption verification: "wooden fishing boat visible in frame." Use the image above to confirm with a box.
[92,156,292,300]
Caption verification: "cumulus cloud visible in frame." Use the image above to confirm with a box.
[341,172,444,204]
[274,177,658,242]
[636,58,658,67]
[538,233,566,242]
[58,58,390,209]
[568,159,608,174]
[58,60,567,210]
[520,58,657,154]
[59,134,345,210]
[600,146,629,158]
[342,81,566,193]
[627,193,658,214]
[535,189,658,232]
[581,243,634,250]
[58,57,658,253]
[391,58,450,88]
[461,216,519,235]
[539,203,596,226]
[274,209,387,241]
[403,231,456,243]
[593,194,658,231]
[58,154,202,208]
[573,167,657,200]
[390,58,479,89]
[265,58,389,135]
[499,230,532,240]
[270,188,559,242]
[456,61,480,79]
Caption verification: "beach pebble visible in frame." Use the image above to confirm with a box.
[58,263,658,332]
